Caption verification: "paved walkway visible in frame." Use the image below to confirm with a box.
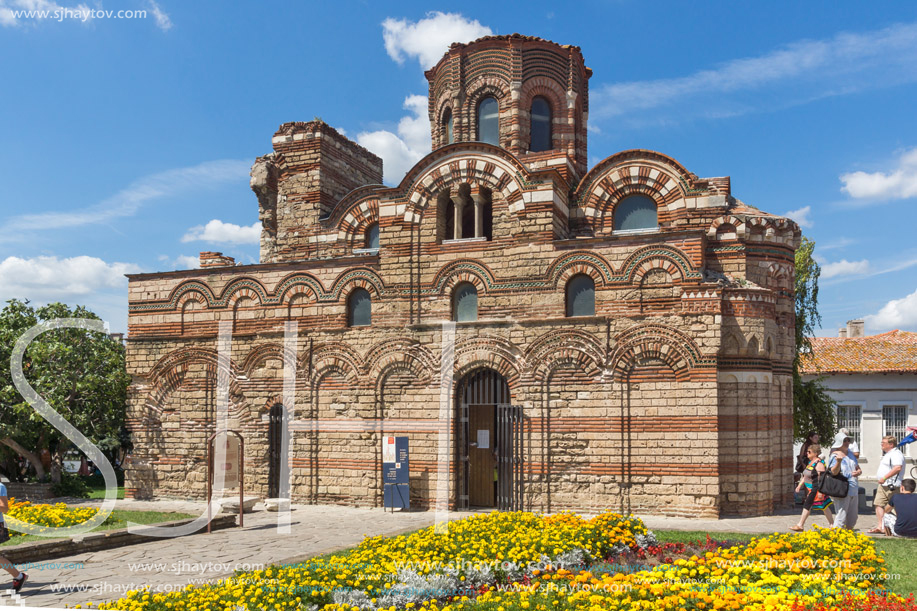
[0,499,883,609]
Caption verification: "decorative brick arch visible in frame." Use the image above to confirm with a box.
[548,251,614,288]
[366,339,436,390]
[609,324,705,382]
[309,342,363,391]
[334,197,380,249]
[432,259,496,295]
[327,267,385,302]
[465,77,511,145]
[241,343,286,377]
[401,147,527,221]
[453,336,523,389]
[275,272,326,305]
[617,245,701,285]
[219,278,270,308]
[707,215,747,239]
[226,286,264,310]
[144,347,240,420]
[519,79,567,150]
[163,280,217,311]
[573,150,697,235]
[175,288,209,312]
[524,329,605,383]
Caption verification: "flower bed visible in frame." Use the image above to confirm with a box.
[5,498,107,535]
[95,512,912,611]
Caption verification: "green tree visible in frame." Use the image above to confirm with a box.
[793,237,836,441]
[0,299,130,482]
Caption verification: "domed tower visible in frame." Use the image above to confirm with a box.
[425,34,591,179]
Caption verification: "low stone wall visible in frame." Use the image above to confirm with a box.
[0,514,237,564]
[4,483,54,501]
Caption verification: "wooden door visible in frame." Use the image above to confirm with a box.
[468,404,495,507]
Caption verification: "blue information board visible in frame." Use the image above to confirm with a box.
[383,436,409,510]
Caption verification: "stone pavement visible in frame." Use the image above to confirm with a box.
[0,499,883,609]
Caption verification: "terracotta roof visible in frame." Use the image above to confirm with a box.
[801,330,917,374]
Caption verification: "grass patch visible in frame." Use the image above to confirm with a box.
[87,486,125,499]
[653,529,756,545]
[874,537,917,595]
[0,509,193,547]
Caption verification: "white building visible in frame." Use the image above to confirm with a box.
[802,320,917,480]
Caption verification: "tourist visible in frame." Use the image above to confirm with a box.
[796,431,819,476]
[0,481,28,592]
[883,479,917,538]
[839,428,860,459]
[790,443,833,531]
[827,432,861,529]
[868,436,905,534]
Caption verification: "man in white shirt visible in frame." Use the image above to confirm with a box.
[870,435,906,534]
[0,482,28,592]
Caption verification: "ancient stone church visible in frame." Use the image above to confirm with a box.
[124,34,799,517]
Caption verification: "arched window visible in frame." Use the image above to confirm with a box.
[452,282,478,322]
[565,274,595,317]
[530,97,552,152]
[477,97,499,145]
[347,288,371,327]
[614,195,658,231]
[443,108,454,144]
[365,222,379,249]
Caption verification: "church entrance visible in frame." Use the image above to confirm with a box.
[457,369,523,510]
[267,402,284,498]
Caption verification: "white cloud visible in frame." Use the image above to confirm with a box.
[382,12,492,69]
[182,219,261,245]
[592,21,917,123]
[158,254,200,270]
[866,287,917,331]
[147,0,172,31]
[0,255,140,299]
[1,159,250,235]
[840,148,917,201]
[0,0,91,27]
[821,259,870,279]
[784,205,813,228]
[357,94,432,185]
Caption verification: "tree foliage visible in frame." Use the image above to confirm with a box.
[793,237,836,442]
[0,299,130,481]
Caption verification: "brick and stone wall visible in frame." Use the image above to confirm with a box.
[124,34,799,518]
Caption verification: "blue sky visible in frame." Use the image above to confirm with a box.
[1,1,916,336]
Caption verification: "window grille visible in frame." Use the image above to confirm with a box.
[836,404,862,447]
[883,405,908,444]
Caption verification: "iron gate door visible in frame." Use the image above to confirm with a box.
[267,402,284,498]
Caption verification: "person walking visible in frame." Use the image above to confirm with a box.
[796,431,819,475]
[838,428,860,459]
[868,436,905,534]
[827,432,862,530]
[0,481,28,592]
[790,443,834,531]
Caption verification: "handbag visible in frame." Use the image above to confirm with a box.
[817,459,849,498]
[0,524,10,544]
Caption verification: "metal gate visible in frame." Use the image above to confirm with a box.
[267,402,284,498]
[457,369,523,511]
[495,403,524,511]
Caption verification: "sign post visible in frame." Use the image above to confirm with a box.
[382,436,409,511]
[207,430,244,533]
